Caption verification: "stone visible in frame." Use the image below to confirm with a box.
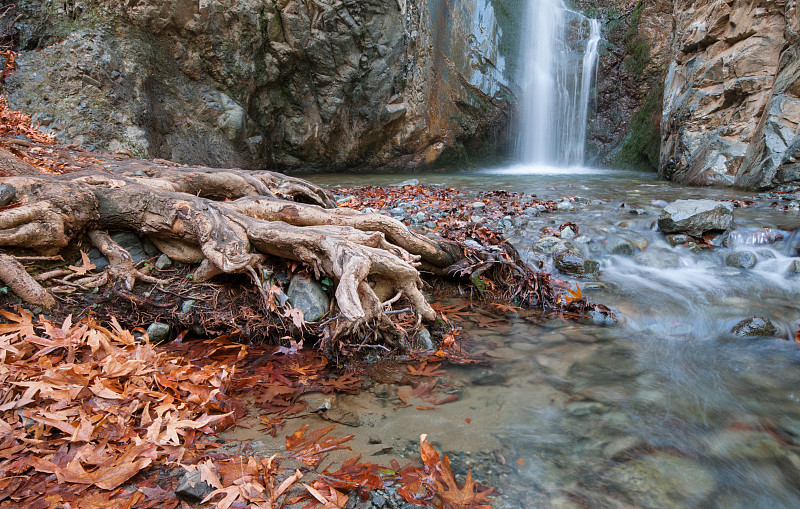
[181,300,195,314]
[566,401,606,416]
[665,234,692,246]
[658,200,734,237]
[471,201,486,209]
[110,231,147,263]
[146,322,170,343]
[0,184,15,207]
[603,453,715,508]
[534,236,576,255]
[175,469,214,502]
[560,226,576,240]
[414,328,434,350]
[389,207,405,216]
[141,236,160,256]
[725,251,757,269]
[554,252,599,277]
[787,259,800,274]
[395,178,419,187]
[154,254,173,270]
[731,316,780,337]
[707,431,785,460]
[606,236,636,256]
[87,248,110,271]
[556,200,575,211]
[287,274,330,322]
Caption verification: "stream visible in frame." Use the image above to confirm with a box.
[302,165,800,508]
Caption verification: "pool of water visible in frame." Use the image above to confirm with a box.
[304,166,800,508]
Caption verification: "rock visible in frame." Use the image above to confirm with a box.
[566,401,606,416]
[181,300,195,314]
[707,431,785,460]
[146,322,170,343]
[787,259,800,274]
[287,275,330,322]
[658,200,734,236]
[633,249,682,269]
[141,236,160,256]
[471,371,506,386]
[414,328,434,350]
[554,252,599,277]
[603,453,715,508]
[389,207,405,216]
[0,184,15,207]
[154,254,173,270]
[471,201,486,209]
[603,435,646,460]
[665,234,692,246]
[321,406,361,427]
[413,211,426,222]
[395,179,419,187]
[725,251,757,269]
[534,236,576,255]
[110,231,147,263]
[731,317,780,338]
[87,248,110,271]
[606,236,636,256]
[560,226,576,240]
[175,469,214,502]
[556,200,575,211]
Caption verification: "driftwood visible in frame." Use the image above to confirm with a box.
[0,162,464,327]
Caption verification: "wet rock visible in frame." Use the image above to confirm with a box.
[606,236,636,256]
[146,322,170,343]
[787,259,800,274]
[560,226,577,240]
[154,254,173,270]
[414,328,434,350]
[0,184,15,207]
[725,251,757,269]
[534,236,576,255]
[471,371,506,386]
[567,401,606,416]
[175,469,214,502]
[665,233,693,246]
[142,236,160,256]
[556,199,575,211]
[633,249,682,268]
[322,406,361,427]
[471,201,486,209]
[707,431,784,460]
[287,275,330,322]
[554,252,599,277]
[603,435,646,460]
[731,317,780,337]
[603,453,715,508]
[394,179,419,187]
[658,200,734,236]
[110,231,147,263]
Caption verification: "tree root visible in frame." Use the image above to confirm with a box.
[0,253,56,308]
[0,164,457,331]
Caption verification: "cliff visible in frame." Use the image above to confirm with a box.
[4,0,513,171]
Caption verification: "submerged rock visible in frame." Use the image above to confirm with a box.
[633,248,683,268]
[606,236,636,256]
[787,259,800,274]
[658,200,734,237]
[534,236,576,255]
[725,251,757,269]
[287,275,330,322]
[731,317,780,338]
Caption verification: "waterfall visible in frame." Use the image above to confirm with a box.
[517,0,601,167]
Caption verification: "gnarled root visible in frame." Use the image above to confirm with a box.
[0,254,56,308]
[87,230,165,290]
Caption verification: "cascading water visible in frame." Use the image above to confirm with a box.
[517,0,601,166]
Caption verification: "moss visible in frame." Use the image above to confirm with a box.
[623,0,650,76]
[490,0,526,82]
[611,83,663,171]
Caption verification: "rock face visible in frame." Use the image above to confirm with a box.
[7,0,512,171]
[658,200,733,236]
[660,0,800,187]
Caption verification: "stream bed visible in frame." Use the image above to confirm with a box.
[272,165,800,508]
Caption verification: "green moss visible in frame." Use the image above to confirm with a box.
[611,84,663,171]
[623,0,650,76]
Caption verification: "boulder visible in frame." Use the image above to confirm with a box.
[658,200,734,236]
[534,236,577,255]
[725,251,757,269]
[731,317,779,338]
[110,231,147,263]
[554,252,600,277]
[287,275,330,322]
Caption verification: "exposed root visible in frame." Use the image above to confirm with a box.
[0,253,56,308]
[88,230,165,290]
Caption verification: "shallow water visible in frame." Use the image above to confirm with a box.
[305,166,800,508]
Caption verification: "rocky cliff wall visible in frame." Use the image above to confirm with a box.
[660,0,800,187]
[5,0,513,171]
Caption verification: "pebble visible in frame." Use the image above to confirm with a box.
[557,200,575,211]
[154,254,173,270]
[725,251,757,269]
[146,322,170,343]
[389,207,404,215]
[471,201,486,209]
[787,259,800,274]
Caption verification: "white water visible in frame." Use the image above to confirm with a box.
[517,0,601,166]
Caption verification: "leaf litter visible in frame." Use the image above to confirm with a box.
[0,309,495,508]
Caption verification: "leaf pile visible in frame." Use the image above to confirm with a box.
[0,310,496,508]
[0,96,55,146]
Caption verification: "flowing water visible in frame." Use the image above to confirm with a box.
[307,167,800,508]
[516,0,600,166]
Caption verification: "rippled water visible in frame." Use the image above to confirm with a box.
[307,167,800,508]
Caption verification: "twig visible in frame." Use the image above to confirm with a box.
[385,308,411,316]
[14,255,64,262]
